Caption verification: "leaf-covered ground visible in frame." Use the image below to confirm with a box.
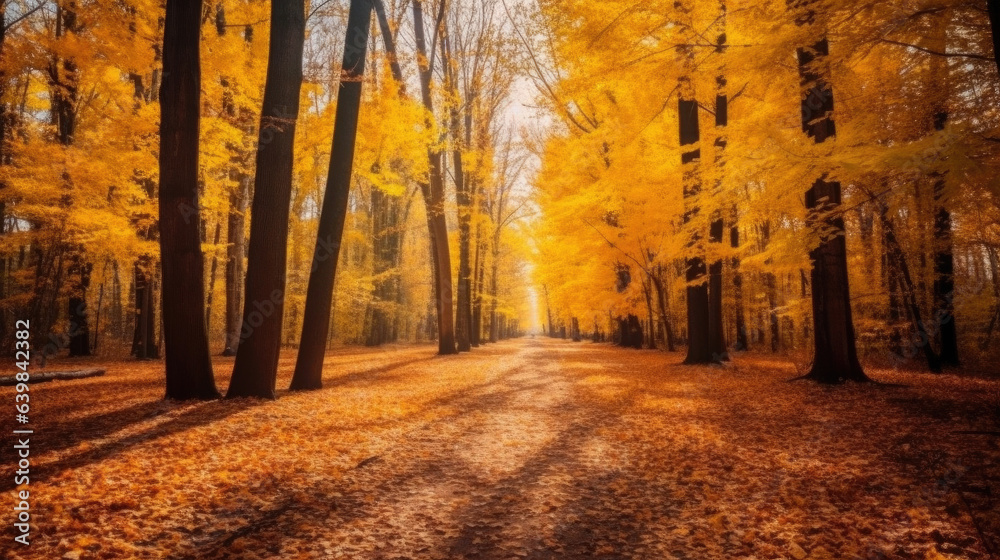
[3,338,999,559]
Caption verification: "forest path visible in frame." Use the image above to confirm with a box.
[204,338,996,560]
[8,338,998,559]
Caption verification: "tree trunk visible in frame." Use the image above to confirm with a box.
[679,89,713,364]
[51,3,91,357]
[730,210,748,350]
[766,270,780,353]
[440,31,473,353]
[471,222,485,346]
[412,0,457,355]
[131,258,157,359]
[932,114,960,367]
[987,0,1000,76]
[650,269,676,352]
[289,0,370,391]
[877,199,942,372]
[708,0,729,361]
[366,185,403,346]
[205,220,221,332]
[158,0,219,400]
[222,175,248,356]
[792,11,868,383]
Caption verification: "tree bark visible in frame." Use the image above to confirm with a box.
[158,0,219,400]
[876,199,942,372]
[289,0,371,391]
[228,0,306,398]
[222,175,248,356]
[707,0,729,361]
[987,0,1000,76]
[730,209,748,351]
[791,5,868,382]
[650,269,676,352]
[678,89,713,364]
[931,113,960,367]
[412,0,457,355]
[440,30,473,352]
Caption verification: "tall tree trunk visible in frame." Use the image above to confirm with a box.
[730,208,748,350]
[205,220,221,332]
[471,222,485,346]
[928,15,959,366]
[228,0,306,398]
[707,0,729,361]
[158,0,219,400]
[877,199,942,372]
[412,0,457,355]
[129,69,161,360]
[793,17,868,382]
[366,185,403,346]
[217,10,253,358]
[650,269,676,352]
[131,258,157,359]
[289,0,371,391]
[223,176,248,356]
[679,82,712,364]
[51,3,90,357]
[440,31,473,352]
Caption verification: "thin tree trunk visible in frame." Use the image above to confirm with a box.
[651,269,676,352]
[159,0,219,400]
[730,208,748,350]
[707,0,728,361]
[877,199,942,372]
[289,0,370,391]
[440,30,472,352]
[205,220,221,333]
[412,0,457,355]
[223,175,248,356]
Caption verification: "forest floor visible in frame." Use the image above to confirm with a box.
[3,338,999,560]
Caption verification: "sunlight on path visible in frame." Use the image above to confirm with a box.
[6,339,997,559]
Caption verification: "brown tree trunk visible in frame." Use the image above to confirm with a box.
[932,112,960,367]
[650,269,676,352]
[730,209,748,351]
[217,10,253,358]
[229,0,306,398]
[707,0,729,361]
[158,0,219,400]
[679,89,713,364]
[877,199,942,372]
[51,3,91,357]
[440,31,473,352]
[222,176,248,356]
[791,7,867,382]
[289,0,370,391]
[412,0,457,355]
[366,185,403,346]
